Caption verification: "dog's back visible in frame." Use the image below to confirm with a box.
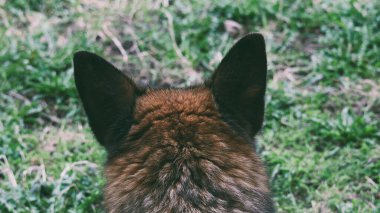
[74,33,274,212]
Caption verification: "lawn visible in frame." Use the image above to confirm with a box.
[0,0,379,212]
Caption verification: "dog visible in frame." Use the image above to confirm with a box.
[73,33,274,212]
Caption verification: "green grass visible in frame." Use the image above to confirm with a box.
[1,0,379,212]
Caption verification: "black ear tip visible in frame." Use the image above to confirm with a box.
[248,32,264,39]
[73,51,98,63]
[239,33,265,46]
[243,33,264,40]
[73,51,109,74]
[73,51,103,81]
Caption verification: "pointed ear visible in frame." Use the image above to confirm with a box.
[73,51,141,151]
[210,33,267,135]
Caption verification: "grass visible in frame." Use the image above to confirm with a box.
[0,0,379,212]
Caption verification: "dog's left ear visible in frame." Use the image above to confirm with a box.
[210,33,267,135]
[73,51,141,152]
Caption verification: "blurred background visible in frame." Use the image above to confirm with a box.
[0,0,379,212]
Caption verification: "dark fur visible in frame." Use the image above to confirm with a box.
[74,33,274,213]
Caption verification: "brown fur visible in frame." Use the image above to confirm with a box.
[74,33,274,212]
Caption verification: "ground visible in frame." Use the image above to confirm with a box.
[0,0,379,212]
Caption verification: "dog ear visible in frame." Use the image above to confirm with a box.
[73,51,141,151]
[210,33,267,135]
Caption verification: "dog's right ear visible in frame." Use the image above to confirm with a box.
[209,33,267,136]
[73,51,141,151]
